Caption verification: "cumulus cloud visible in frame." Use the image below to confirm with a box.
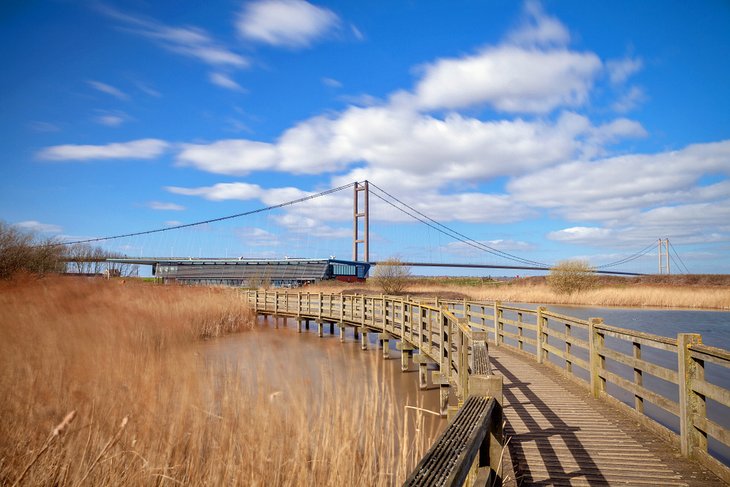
[606,57,643,85]
[508,1,571,47]
[413,47,601,114]
[237,0,340,48]
[38,139,169,161]
[509,140,730,221]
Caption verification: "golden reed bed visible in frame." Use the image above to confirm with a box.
[0,277,430,486]
[310,279,730,310]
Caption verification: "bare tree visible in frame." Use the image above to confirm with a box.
[547,260,597,294]
[372,258,411,295]
[0,221,65,278]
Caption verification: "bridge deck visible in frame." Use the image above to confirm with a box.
[490,346,724,486]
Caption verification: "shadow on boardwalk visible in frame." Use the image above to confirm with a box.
[490,348,724,486]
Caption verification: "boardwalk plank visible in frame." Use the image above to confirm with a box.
[490,346,726,486]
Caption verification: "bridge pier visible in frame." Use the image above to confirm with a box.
[413,353,431,389]
[305,319,310,330]
[397,342,414,372]
[297,319,302,333]
[379,333,391,359]
[274,316,279,329]
[439,385,450,417]
[361,329,368,350]
[317,320,323,337]
[329,322,334,335]
[338,324,345,342]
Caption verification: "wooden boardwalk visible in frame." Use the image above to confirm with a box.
[491,346,725,486]
[247,291,730,486]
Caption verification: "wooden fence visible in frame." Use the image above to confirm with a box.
[246,291,730,484]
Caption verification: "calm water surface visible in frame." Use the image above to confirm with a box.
[198,316,446,449]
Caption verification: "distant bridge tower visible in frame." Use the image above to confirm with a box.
[353,181,370,262]
[658,238,670,274]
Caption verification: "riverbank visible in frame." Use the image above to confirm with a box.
[0,277,429,485]
[310,275,730,310]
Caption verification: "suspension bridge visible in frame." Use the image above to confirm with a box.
[53,181,730,485]
[58,180,690,279]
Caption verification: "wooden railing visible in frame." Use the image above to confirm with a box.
[436,297,730,484]
[246,290,505,486]
[245,291,730,484]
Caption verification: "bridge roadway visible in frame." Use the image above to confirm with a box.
[490,345,723,485]
[246,291,729,486]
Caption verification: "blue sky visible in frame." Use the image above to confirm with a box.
[1,0,729,275]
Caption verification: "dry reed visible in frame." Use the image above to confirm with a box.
[308,280,730,310]
[0,277,431,485]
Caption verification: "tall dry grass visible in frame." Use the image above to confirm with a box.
[0,277,431,485]
[308,280,730,310]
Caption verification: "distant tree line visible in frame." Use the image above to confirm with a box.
[0,221,137,279]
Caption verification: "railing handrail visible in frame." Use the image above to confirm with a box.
[245,289,730,484]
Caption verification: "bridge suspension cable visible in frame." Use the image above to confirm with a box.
[47,182,356,247]
[367,182,550,268]
[595,241,657,269]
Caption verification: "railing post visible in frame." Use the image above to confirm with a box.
[493,301,500,346]
[469,374,504,485]
[536,306,546,363]
[633,341,644,414]
[589,317,605,398]
[678,333,705,457]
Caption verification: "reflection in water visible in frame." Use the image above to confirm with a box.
[197,316,445,460]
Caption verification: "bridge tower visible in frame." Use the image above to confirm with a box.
[658,238,670,274]
[353,181,370,262]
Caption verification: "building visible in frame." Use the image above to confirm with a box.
[107,257,370,287]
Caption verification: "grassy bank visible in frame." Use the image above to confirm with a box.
[0,277,429,485]
[310,275,730,310]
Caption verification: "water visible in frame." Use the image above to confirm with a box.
[517,303,730,349]
[197,316,446,452]
[498,302,730,465]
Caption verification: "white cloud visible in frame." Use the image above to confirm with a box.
[236,227,281,246]
[94,110,130,127]
[414,46,601,113]
[96,115,126,127]
[606,57,643,84]
[176,140,279,175]
[443,239,535,257]
[38,139,169,161]
[509,140,730,222]
[147,201,185,211]
[164,220,183,227]
[547,226,614,243]
[14,220,62,234]
[237,0,340,48]
[209,72,245,91]
[507,0,570,47]
[87,80,129,100]
[166,182,264,201]
[28,121,61,132]
[322,77,342,88]
[612,86,646,113]
[100,6,248,69]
